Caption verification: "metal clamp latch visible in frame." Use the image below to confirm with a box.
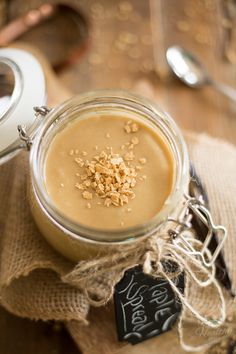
[168,196,227,267]
[18,106,51,150]
[17,125,32,150]
[33,106,51,116]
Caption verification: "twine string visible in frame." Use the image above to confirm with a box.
[62,233,226,351]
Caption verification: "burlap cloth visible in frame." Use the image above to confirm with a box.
[0,132,236,353]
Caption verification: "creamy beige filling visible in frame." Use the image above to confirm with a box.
[44,114,174,230]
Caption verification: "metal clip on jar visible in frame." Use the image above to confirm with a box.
[0,48,227,263]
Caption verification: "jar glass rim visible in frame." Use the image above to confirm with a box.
[30,89,189,243]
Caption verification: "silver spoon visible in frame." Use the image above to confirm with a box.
[166,45,236,103]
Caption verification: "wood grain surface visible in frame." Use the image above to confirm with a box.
[0,0,235,353]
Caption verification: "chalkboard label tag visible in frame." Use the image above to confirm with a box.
[114,264,184,345]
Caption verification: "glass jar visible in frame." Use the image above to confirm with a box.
[29,91,189,261]
[0,48,226,264]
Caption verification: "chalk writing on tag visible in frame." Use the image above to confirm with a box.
[114,265,184,345]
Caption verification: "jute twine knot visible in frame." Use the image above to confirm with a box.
[62,232,226,351]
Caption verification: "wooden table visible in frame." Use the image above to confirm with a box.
[1,0,235,353]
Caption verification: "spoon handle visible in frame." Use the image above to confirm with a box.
[211,80,236,103]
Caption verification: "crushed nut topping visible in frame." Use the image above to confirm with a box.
[70,120,147,210]
[75,150,138,206]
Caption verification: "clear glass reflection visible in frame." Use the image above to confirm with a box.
[0,61,15,122]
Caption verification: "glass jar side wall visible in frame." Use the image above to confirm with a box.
[29,90,190,260]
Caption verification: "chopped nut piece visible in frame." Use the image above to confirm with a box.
[97,183,105,192]
[94,145,98,151]
[139,157,147,164]
[75,158,84,167]
[86,202,91,209]
[69,149,74,156]
[124,124,131,133]
[104,198,112,207]
[110,192,120,206]
[80,174,88,180]
[75,183,85,190]
[131,137,139,145]
[127,207,132,212]
[82,191,93,200]
[82,151,87,156]
[136,165,142,171]
[120,195,128,204]
[131,178,136,187]
[142,175,147,180]
[110,157,123,165]
[131,123,139,132]
[120,144,125,150]
[60,183,64,187]
[124,151,135,161]
[106,133,111,138]
[84,180,91,187]
[92,181,97,189]
[89,165,95,174]
[128,143,134,150]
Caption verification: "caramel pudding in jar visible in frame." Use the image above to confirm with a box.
[29,91,189,261]
[45,114,174,230]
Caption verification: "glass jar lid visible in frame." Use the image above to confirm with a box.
[0,48,46,165]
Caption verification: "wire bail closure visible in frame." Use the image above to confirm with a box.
[18,106,51,151]
[168,195,227,268]
[17,125,32,150]
[33,105,51,116]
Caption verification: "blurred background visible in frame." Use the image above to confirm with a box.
[0,0,236,142]
[0,0,236,353]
